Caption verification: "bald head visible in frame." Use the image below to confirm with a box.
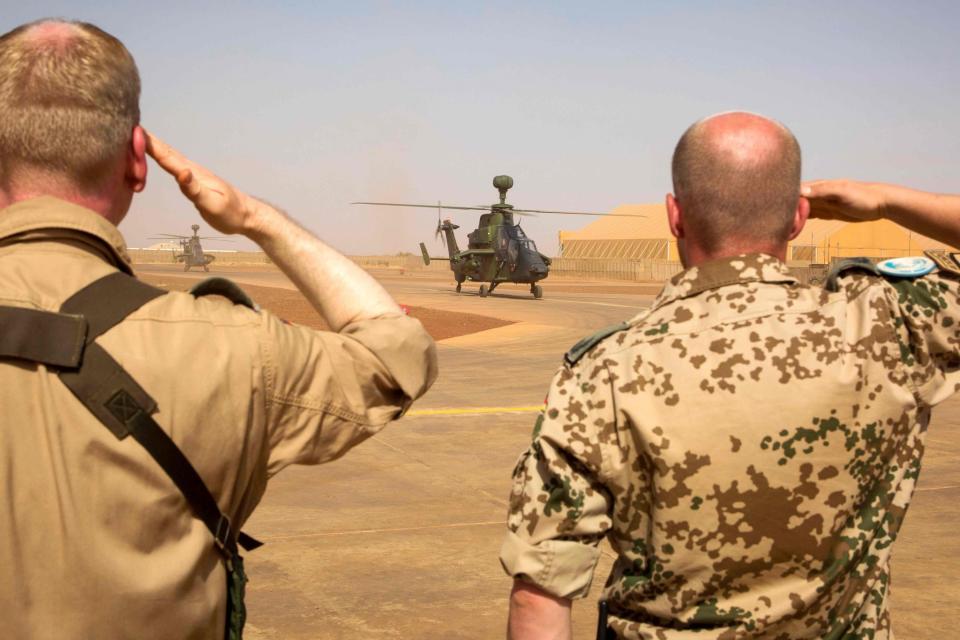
[23,20,83,47]
[0,18,140,189]
[671,112,802,256]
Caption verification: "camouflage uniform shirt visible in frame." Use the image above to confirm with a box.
[500,253,960,639]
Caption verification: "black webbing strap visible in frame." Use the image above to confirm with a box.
[0,306,87,367]
[60,272,166,340]
[55,272,261,557]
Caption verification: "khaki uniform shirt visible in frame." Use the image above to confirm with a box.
[0,197,437,639]
[501,253,960,639]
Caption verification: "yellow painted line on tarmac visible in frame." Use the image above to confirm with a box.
[915,484,960,493]
[407,405,542,417]
[545,297,642,309]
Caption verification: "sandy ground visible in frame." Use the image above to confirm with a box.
[135,263,960,639]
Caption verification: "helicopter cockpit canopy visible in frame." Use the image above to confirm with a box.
[510,225,539,252]
[494,224,544,270]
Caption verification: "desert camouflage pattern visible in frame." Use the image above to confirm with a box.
[500,252,960,639]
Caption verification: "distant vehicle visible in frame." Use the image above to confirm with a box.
[355,175,643,299]
[149,224,232,271]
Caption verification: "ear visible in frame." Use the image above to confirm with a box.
[786,195,810,241]
[666,193,684,239]
[126,125,148,193]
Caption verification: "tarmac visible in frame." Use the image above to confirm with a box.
[136,264,960,639]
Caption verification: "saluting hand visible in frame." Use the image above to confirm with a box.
[801,180,888,223]
[145,130,258,236]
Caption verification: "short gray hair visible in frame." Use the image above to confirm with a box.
[0,19,140,186]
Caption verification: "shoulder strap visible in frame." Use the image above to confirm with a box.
[564,321,629,367]
[57,272,261,558]
[61,272,166,340]
[190,277,258,310]
[0,306,87,367]
[825,257,880,292]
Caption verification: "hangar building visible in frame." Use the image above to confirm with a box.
[559,204,952,264]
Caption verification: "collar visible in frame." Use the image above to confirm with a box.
[651,253,798,310]
[0,196,133,274]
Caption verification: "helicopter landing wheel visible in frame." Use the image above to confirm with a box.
[184,264,190,272]
[532,284,543,299]
[456,283,462,294]
[203,265,210,272]
[479,284,489,297]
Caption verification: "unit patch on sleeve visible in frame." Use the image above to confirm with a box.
[925,250,960,277]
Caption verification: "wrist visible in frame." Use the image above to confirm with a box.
[241,196,280,243]
[877,183,919,223]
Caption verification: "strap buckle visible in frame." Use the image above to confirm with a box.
[214,513,233,558]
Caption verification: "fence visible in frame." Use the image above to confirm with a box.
[351,255,686,282]
[128,249,272,265]
[548,257,683,281]
[790,243,930,263]
[128,250,851,285]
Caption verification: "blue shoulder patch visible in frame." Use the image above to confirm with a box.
[876,256,936,278]
[826,256,942,292]
[564,322,628,366]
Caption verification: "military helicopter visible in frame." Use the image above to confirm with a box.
[149,225,232,272]
[355,175,643,298]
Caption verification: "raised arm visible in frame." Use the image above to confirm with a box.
[145,131,401,331]
[802,180,960,248]
[508,580,572,640]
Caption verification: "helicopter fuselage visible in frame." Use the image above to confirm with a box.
[444,209,550,286]
[174,236,215,271]
[363,174,619,298]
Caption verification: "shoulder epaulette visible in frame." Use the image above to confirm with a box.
[189,277,258,311]
[564,321,629,367]
[826,254,951,292]
[824,258,880,292]
[925,250,960,278]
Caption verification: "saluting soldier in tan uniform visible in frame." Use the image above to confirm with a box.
[501,112,960,639]
[0,19,436,639]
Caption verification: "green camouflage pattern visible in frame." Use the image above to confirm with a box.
[500,253,960,639]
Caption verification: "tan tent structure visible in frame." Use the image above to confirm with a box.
[790,218,952,263]
[559,204,952,264]
[558,204,678,260]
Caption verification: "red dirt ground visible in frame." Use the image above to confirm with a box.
[137,274,512,341]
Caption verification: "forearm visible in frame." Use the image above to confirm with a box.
[879,184,960,248]
[507,580,572,640]
[245,199,401,331]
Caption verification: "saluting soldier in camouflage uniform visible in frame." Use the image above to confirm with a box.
[0,20,436,638]
[501,111,960,639]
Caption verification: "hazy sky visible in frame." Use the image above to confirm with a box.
[5,2,959,255]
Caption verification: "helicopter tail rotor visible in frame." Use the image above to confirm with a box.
[435,202,446,248]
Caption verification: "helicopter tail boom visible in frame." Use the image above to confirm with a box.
[439,221,461,260]
[419,242,450,266]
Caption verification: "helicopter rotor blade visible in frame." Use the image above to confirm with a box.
[353,202,489,212]
[148,234,191,239]
[354,201,645,218]
[510,208,646,218]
